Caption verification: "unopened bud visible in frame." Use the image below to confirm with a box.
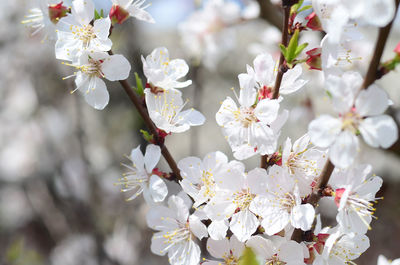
[109,4,130,25]
[306,48,322,70]
[305,12,322,31]
[394,41,400,56]
[48,2,69,24]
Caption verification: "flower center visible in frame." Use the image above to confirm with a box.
[266,255,286,265]
[234,107,258,128]
[279,193,296,212]
[341,110,361,134]
[224,254,239,265]
[200,170,216,198]
[232,189,255,210]
[162,223,191,245]
[72,24,96,47]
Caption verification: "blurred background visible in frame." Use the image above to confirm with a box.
[1,0,400,264]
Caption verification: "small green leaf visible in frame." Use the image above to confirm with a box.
[279,44,287,59]
[94,9,104,19]
[134,72,144,96]
[140,129,154,143]
[291,0,304,14]
[286,29,300,63]
[294,42,309,58]
[298,5,312,13]
[326,90,332,99]
[239,247,259,265]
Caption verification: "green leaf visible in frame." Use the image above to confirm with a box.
[286,29,300,63]
[239,247,259,265]
[326,90,332,99]
[291,0,304,14]
[94,9,104,20]
[279,44,287,59]
[294,42,309,58]
[298,5,312,13]
[134,72,144,96]
[140,129,154,143]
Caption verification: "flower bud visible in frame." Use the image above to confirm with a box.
[395,41,400,56]
[109,4,130,25]
[48,2,68,24]
[306,48,322,70]
[305,12,322,31]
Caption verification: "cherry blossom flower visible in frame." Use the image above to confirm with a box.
[142,47,192,90]
[313,229,370,265]
[22,0,69,39]
[246,235,308,265]
[203,235,244,265]
[144,89,205,133]
[55,0,112,62]
[250,165,315,235]
[62,51,131,109]
[281,134,327,197]
[378,255,400,265]
[216,74,288,160]
[146,195,207,265]
[178,151,228,208]
[115,144,168,204]
[241,53,308,96]
[329,164,382,234]
[308,71,398,168]
[109,0,155,24]
[312,0,395,43]
[204,164,269,242]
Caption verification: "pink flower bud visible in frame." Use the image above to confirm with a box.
[394,41,400,56]
[306,48,322,71]
[305,12,322,31]
[109,4,130,25]
[48,2,68,24]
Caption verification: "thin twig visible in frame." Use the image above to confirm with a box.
[109,51,182,181]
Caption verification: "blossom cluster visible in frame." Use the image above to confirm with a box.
[23,0,400,264]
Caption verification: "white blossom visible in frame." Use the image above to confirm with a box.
[55,0,112,62]
[178,151,229,208]
[142,47,192,90]
[247,235,308,265]
[62,51,131,109]
[203,235,245,265]
[308,71,398,168]
[146,195,207,265]
[216,74,288,160]
[281,134,327,197]
[144,89,205,133]
[116,144,168,204]
[250,165,315,235]
[329,164,382,234]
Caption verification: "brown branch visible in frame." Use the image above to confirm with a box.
[108,51,182,181]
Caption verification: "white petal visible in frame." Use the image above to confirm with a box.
[359,115,398,148]
[176,109,206,127]
[329,131,359,168]
[130,145,144,170]
[83,77,110,110]
[129,6,155,23]
[308,115,342,148]
[355,84,389,116]
[230,210,259,242]
[102,54,131,81]
[72,0,94,25]
[149,175,168,202]
[254,99,280,124]
[290,204,315,231]
[280,64,307,95]
[144,144,161,172]
[238,73,257,108]
[207,219,229,240]
[189,215,208,240]
[253,53,275,86]
[206,237,230,259]
[93,17,111,40]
